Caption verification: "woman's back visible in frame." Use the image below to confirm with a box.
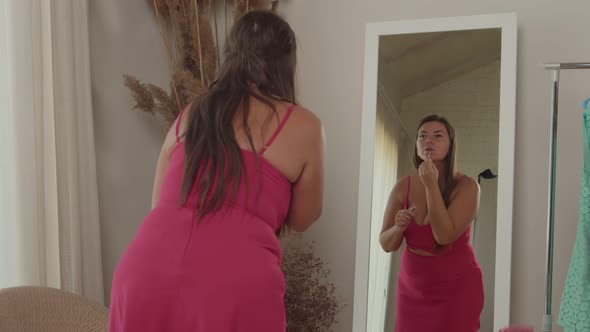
[109,102,323,332]
[109,99,324,332]
[157,100,304,232]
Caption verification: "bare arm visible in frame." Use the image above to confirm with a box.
[286,115,325,232]
[379,179,414,252]
[424,177,480,245]
[151,116,181,208]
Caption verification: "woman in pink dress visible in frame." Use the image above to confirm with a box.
[380,115,484,332]
[108,10,325,332]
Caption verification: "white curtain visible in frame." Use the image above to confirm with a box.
[0,0,104,304]
[367,91,403,331]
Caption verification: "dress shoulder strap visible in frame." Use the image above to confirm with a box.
[175,109,185,142]
[176,103,194,142]
[259,104,296,155]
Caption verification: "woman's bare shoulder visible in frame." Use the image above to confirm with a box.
[289,104,322,131]
[454,173,479,195]
[283,104,323,145]
[391,173,414,199]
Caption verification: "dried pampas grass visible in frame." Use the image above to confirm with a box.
[125,0,277,130]
[281,233,344,332]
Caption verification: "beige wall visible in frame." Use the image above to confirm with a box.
[91,1,589,331]
[281,1,589,331]
[90,1,233,306]
[89,0,170,304]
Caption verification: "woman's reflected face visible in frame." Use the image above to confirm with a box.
[416,121,450,162]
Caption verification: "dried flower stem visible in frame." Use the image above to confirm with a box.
[170,13,182,65]
[194,0,206,85]
[224,0,228,39]
[213,4,221,71]
[281,233,343,331]
[152,0,181,110]
[153,0,174,69]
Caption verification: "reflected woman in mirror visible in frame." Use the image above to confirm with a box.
[380,115,484,332]
[108,10,325,332]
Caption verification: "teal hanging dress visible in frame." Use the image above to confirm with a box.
[558,100,590,332]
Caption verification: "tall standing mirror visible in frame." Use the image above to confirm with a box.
[353,14,517,332]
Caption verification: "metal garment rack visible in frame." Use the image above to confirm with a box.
[543,62,590,332]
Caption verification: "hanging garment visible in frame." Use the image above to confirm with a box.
[558,100,590,332]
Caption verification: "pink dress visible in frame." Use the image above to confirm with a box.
[108,105,295,331]
[395,176,484,332]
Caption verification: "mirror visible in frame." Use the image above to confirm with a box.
[353,14,517,332]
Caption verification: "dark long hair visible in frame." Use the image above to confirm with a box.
[413,115,458,207]
[180,10,297,217]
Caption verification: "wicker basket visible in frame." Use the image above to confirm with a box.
[0,286,108,332]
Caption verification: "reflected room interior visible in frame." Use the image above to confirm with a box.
[368,28,501,332]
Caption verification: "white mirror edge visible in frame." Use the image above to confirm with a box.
[352,13,518,332]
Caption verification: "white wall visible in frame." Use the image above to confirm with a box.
[90,1,590,331]
[401,61,501,332]
[281,1,589,331]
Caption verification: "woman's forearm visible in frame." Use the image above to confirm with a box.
[380,225,405,252]
[425,185,455,244]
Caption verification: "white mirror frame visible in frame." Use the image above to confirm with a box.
[353,13,517,332]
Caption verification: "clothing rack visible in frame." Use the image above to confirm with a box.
[543,62,590,332]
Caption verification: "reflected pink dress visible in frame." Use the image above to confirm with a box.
[396,176,484,332]
[108,105,295,331]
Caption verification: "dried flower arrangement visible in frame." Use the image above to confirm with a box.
[123,0,343,330]
[124,0,279,132]
[281,233,344,332]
